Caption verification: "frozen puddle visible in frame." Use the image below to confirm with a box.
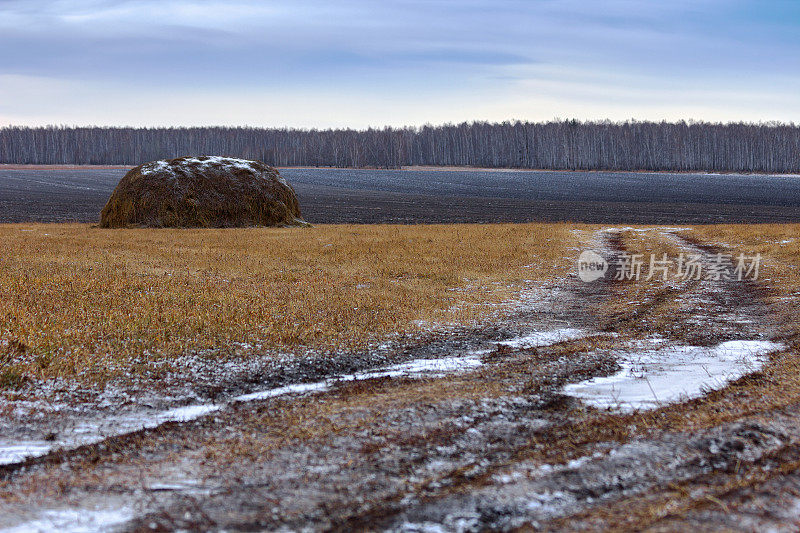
[0,353,487,466]
[0,507,133,533]
[235,354,486,402]
[0,442,54,465]
[496,328,585,349]
[0,327,587,467]
[564,340,783,412]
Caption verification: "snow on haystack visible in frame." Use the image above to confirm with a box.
[100,156,305,228]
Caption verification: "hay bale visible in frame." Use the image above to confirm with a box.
[99,156,306,228]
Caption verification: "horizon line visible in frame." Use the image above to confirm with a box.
[3,118,800,131]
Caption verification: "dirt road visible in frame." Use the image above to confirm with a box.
[0,229,797,532]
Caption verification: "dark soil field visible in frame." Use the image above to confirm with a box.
[3,166,800,224]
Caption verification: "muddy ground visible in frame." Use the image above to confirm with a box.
[1,228,798,531]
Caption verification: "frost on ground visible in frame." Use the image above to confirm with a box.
[233,352,487,403]
[0,228,794,532]
[0,442,53,466]
[0,507,133,533]
[496,327,585,349]
[0,352,484,466]
[0,324,581,466]
[563,340,784,411]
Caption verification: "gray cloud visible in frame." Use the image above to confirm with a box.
[1,0,799,126]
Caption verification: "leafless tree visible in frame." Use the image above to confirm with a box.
[1,120,798,172]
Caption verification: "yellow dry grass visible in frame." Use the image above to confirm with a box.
[688,224,800,291]
[0,223,581,386]
[688,224,800,341]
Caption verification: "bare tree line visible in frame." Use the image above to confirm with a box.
[1,120,799,172]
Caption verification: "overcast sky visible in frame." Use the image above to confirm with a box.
[1,0,798,128]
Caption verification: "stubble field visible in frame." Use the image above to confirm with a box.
[0,222,578,388]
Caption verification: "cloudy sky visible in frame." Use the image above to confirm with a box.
[1,0,798,128]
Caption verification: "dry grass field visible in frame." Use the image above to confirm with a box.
[0,223,583,388]
[690,224,800,292]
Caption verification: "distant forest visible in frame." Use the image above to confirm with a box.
[1,120,799,173]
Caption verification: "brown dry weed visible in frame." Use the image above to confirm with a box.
[0,223,582,386]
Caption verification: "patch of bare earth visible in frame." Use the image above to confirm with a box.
[1,227,798,531]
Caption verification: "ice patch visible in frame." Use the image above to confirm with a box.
[0,352,486,466]
[0,507,133,533]
[497,328,585,349]
[234,381,331,402]
[236,354,485,402]
[0,405,225,466]
[564,340,783,411]
[0,442,54,465]
[359,354,485,378]
[155,403,222,423]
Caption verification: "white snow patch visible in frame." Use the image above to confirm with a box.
[0,351,487,466]
[139,159,170,175]
[397,522,454,533]
[139,156,288,184]
[0,507,133,533]
[234,381,330,402]
[235,353,485,403]
[496,328,586,349]
[525,490,575,513]
[565,455,593,469]
[155,403,222,423]
[564,340,784,412]
[182,156,256,171]
[602,226,692,234]
[493,471,525,484]
[0,442,54,465]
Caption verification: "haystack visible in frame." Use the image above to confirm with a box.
[99,156,305,228]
